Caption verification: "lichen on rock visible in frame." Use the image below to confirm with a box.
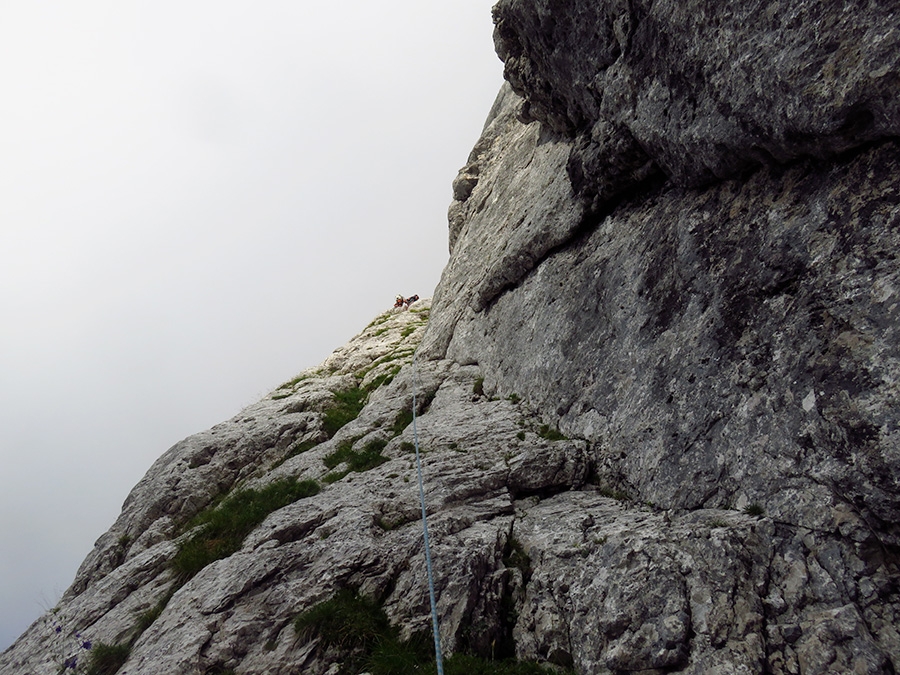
[4,1,900,673]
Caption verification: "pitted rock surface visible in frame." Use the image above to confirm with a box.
[4,1,900,673]
[494,0,900,200]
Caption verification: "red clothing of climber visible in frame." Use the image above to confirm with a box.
[394,294,419,309]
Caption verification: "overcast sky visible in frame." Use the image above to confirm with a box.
[0,1,502,650]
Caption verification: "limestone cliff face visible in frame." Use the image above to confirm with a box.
[3,1,900,674]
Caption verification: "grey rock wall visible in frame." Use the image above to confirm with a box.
[437,126,900,536]
[423,0,900,670]
[3,0,900,673]
[493,0,900,201]
[431,126,900,671]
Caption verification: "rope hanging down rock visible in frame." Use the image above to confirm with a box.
[412,350,444,675]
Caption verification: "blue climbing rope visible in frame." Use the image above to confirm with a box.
[412,351,445,675]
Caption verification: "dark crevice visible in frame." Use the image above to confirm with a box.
[757,537,778,675]
[508,483,573,501]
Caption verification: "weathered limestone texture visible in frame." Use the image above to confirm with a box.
[493,0,900,198]
[3,0,900,673]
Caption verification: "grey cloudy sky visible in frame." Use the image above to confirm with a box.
[0,1,503,650]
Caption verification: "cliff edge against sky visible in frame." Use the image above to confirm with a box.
[3,1,899,673]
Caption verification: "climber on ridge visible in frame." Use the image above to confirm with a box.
[393,294,420,309]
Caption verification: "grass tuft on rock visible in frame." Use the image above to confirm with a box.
[537,424,567,441]
[444,653,567,675]
[503,535,533,584]
[323,469,350,484]
[473,377,485,396]
[389,409,414,436]
[744,503,765,516]
[172,477,320,579]
[133,587,176,636]
[294,589,389,654]
[323,387,369,437]
[84,642,131,675]
[366,366,401,392]
[294,590,564,675]
[324,438,389,473]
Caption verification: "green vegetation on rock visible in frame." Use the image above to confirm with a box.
[323,387,370,437]
[389,409,414,436]
[84,642,131,675]
[294,589,389,654]
[503,536,532,584]
[172,477,320,579]
[294,589,567,675]
[536,424,566,441]
[324,438,389,473]
[744,503,765,516]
